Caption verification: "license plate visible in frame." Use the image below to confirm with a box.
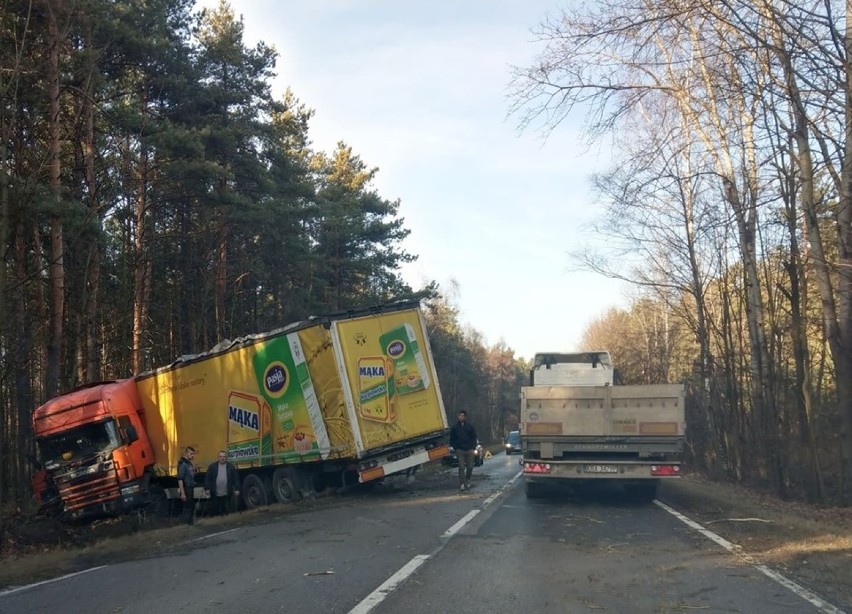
[387,449,414,463]
[583,464,618,474]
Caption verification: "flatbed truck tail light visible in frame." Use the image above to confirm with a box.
[523,462,551,474]
[650,465,680,477]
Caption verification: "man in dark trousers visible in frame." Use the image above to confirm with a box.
[449,410,477,491]
[177,446,197,524]
[205,450,240,515]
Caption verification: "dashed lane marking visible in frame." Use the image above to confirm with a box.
[349,470,523,614]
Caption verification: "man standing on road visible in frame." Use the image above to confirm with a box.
[205,450,240,516]
[449,410,477,491]
[177,446,197,525]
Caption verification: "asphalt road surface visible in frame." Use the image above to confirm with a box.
[1,454,846,614]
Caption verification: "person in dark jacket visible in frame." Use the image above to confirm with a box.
[177,446,197,524]
[449,410,477,491]
[205,450,240,516]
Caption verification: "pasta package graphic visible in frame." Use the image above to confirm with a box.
[380,323,430,396]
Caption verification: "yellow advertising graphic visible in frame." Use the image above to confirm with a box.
[380,323,431,396]
[227,390,272,463]
[357,356,396,423]
[295,325,357,458]
[335,311,446,452]
[252,332,332,463]
[136,330,344,474]
[133,307,442,473]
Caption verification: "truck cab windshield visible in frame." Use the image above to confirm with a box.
[38,420,120,465]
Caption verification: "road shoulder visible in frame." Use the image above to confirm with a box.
[659,475,852,611]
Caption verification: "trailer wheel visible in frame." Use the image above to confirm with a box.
[272,468,303,503]
[242,474,269,509]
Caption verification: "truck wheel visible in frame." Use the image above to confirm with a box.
[143,484,172,519]
[524,480,542,499]
[242,474,269,509]
[272,468,303,503]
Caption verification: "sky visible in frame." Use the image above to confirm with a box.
[200,1,628,360]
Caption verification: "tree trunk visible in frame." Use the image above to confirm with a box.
[773,5,852,503]
[132,139,151,374]
[215,202,228,343]
[836,0,852,504]
[779,128,825,502]
[82,52,101,382]
[44,1,65,399]
[15,216,33,503]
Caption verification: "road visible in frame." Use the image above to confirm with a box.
[1,454,846,614]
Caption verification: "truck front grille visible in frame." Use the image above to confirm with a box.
[52,463,120,512]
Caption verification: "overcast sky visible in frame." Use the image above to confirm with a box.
[201,0,627,360]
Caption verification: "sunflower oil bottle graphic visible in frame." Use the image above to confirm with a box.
[357,356,396,423]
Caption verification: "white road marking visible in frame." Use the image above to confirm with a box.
[482,471,522,507]
[349,470,523,614]
[0,566,106,598]
[188,527,239,542]
[348,555,430,614]
[441,510,480,538]
[0,527,240,600]
[655,499,847,614]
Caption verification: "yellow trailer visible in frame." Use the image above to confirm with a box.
[32,301,450,518]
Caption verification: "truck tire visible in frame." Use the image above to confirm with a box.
[242,473,269,509]
[524,479,542,499]
[272,467,303,503]
[143,484,172,519]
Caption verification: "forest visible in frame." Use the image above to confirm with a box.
[3,0,852,518]
[0,1,525,513]
[511,0,852,505]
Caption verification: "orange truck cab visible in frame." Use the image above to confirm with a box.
[32,379,155,520]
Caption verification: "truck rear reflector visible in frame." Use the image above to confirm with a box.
[523,462,552,474]
[359,466,386,482]
[428,444,450,461]
[650,465,680,476]
[639,422,679,435]
[525,422,564,435]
